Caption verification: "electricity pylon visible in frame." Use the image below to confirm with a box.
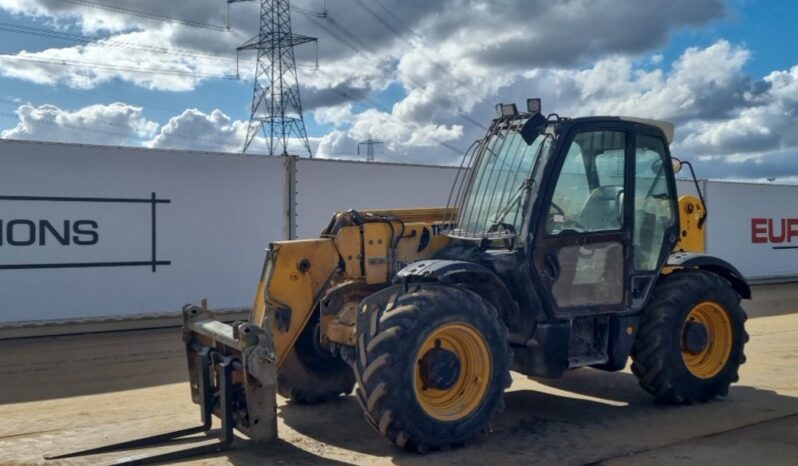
[229,0,316,157]
[358,138,384,162]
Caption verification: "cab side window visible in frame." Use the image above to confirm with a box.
[634,135,676,271]
[547,131,626,235]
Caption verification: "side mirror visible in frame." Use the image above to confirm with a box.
[671,158,683,174]
[520,112,547,145]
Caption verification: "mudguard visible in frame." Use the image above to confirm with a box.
[394,259,519,326]
[667,252,751,299]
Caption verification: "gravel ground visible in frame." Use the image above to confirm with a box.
[1,284,796,466]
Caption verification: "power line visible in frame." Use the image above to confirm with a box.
[349,0,403,38]
[346,0,486,131]
[294,2,484,137]
[320,16,375,54]
[296,50,465,162]
[0,21,238,62]
[41,0,473,155]
[290,5,326,18]
[0,55,238,80]
[74,89,190,115]
[313,67,465,156]
[304,15,361,53]
[372,0,419,39]
[53,0,229,32]
[306,31,466,155]
[293,8,374,54]
[5,1,468,159]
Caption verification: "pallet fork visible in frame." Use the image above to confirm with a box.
[45,303,278,465]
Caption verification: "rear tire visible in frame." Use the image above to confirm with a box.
[277,313,355,404]
[353,285,511,452]
[631,270,748,404]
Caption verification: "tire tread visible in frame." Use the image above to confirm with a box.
[353,285,512,451]
[631,270,748,404]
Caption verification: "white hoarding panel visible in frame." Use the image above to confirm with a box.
[676,179,701,197]
[2,138,797,328]
[295,159,459,238]
[704,181,798,280]
[0,140,283,324]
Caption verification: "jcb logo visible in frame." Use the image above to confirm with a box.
[751,218,798,244]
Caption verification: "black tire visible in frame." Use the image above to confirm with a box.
[631,270,749,404]
[277,312,355,404]
[353,285,512,452]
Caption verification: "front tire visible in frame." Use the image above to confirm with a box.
[631,270,748,403]
[277,312,355,404]
[354,285,511,452]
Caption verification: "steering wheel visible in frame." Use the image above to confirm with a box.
[486,222,516,249]
[548,202,585,232]
[550,201,566,217]
[487,222,516,235]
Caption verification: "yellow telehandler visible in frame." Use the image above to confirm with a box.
[49,100,749,463]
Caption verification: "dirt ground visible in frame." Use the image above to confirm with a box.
[1,283,797,465]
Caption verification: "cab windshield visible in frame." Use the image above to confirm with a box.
[454,130,549,238]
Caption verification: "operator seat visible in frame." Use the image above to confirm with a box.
[579,185,624,231]
[561,185,625,305]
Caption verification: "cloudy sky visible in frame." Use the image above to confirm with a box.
[0,0,796,181]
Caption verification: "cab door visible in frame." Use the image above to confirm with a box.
[533,125,633,315]
[627,129,680,310]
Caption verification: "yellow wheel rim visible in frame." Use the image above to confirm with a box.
[413,323,492,422]
[681,301,733,379]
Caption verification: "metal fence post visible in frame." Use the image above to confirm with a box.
[283,155,298,240]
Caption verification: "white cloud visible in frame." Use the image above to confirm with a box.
[495,43,797,178]
[146,108,248,152]
[0,0,727,95]
[527,40,753,123]
[312,105,463,161]
[2,0,798,181]
[314,129,356,158]
[313,103,356,128]
[5,38,795,175]
[0,26,238,91]
[147,108,321,155]
[679,65,798,157]
[1,102,157,145]
[0,103,321,155]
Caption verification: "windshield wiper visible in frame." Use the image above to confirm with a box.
[482,134,551,238]
[485,179,533,235]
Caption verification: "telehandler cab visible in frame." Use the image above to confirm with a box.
[49,99,750,463]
